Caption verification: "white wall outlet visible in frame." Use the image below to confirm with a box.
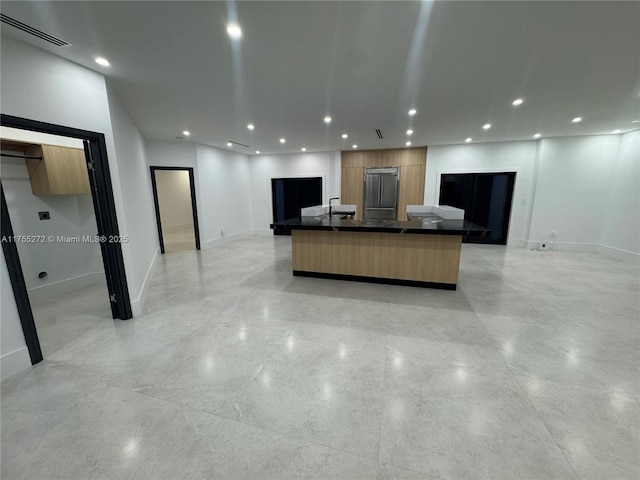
[551,230,556,238]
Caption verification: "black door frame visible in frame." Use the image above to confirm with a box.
[1,114,133,364]
[149,166,200,253]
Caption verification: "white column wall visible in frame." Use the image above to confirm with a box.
[195,145,253,246]
[600,130,640,256]
[528,135,620,250]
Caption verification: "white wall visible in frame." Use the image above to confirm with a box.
[424,141,538,246]
[105,88,159,314]
[145,141,253,246]
[1,251,31,381]
[155,170,193,227]
[600,130,640,256]
[528,135,620,249]
[249,151,341,231]
[195,144,253,245]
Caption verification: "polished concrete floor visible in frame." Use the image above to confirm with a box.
[2,235,638,479]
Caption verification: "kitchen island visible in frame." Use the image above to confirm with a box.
[271,214,487,289]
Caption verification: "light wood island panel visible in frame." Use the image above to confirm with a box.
[292,229,462,286]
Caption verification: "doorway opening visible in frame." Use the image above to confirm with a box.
[271,177,322,236]
[1,114,132,367]
[439,172,516,245]
[150,167,200,253]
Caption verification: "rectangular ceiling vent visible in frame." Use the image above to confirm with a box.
[0,14,71,47]
[375,129,383,139]
[227,140,250,148]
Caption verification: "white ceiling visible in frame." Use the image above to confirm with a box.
[1,1,638,154]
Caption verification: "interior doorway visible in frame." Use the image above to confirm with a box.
[150,166,200,253]
[271,177,322,236]
[1,114,132,368]
[1,128,113,358]
[439,172,516,245]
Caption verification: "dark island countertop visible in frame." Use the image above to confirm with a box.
[271,214,489,236]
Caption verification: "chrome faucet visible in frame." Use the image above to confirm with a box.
[329,197,340,216]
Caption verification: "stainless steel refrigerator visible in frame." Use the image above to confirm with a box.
[364,167,399,219]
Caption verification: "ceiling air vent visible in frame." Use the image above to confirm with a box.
[0,14,71,47]
[227,140,250,148]
[375,129,383,139]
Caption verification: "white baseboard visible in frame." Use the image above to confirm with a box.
[1,347,31,381]
[525,240,600,252]
[130,247,160,317]
[598,244,640,260]
[201,230,255,249]
[524,240,639,259]
[27,271,105,303]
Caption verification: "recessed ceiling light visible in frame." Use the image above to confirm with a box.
[533,133,541,139]
[279,138,286,144]
[247,124,254,130]
[255,150,260,154]
[95,57,110,67]
[352,144,358,149]
[341,133,348,139]
[406,129,413,135]
[613,129,622,134]
[512,98,524,106]
[465,138,472,143]
[632,119,640,123]
[324,116,332,124]
[226,142,232,147]
[301,147,307,152]
[226,24,242,39]
[482,123,491,130]
[408,109,417,116]
[405,141,412,146]
[182,130,191,136]
[572,117,582,123]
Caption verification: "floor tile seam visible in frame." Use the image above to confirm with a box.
[496,346,640,370]
[474,311,640,336]
[377,461,445,480]
[221,413,380,465]
[512,375,582,480]
[466,308,512,374]
[375,335,389,474]
[507,369,640,396]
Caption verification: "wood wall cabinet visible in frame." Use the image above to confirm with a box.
[1,141,90,195]
[362,150,384,168]
[341,151,364,169]
[341,146,427,220]
[398,164,426,220]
